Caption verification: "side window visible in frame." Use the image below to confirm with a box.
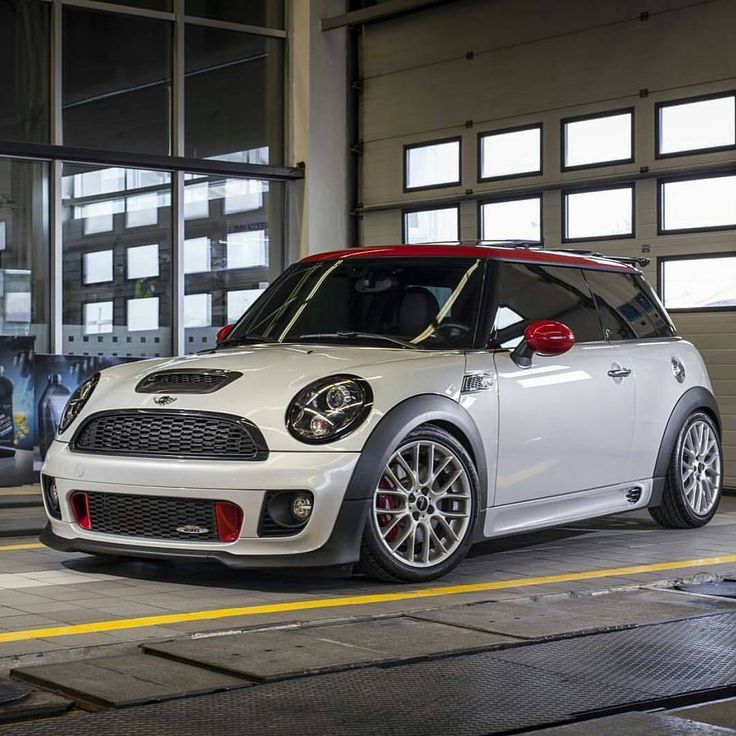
[584,270,676,340]
[489,262,603,348]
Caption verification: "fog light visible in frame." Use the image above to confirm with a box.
[262,491,315,534]
[291,493,313,521]
[42,476,61,520]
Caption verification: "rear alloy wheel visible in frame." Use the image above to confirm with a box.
[650,411,723,528]
[359,426,478,582]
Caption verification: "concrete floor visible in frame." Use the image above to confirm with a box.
[0,494,735,664]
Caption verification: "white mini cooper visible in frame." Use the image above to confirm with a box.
[41,245,723,582]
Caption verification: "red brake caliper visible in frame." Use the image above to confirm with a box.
[376,478,400,543]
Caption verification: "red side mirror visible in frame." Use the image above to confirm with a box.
[216,323,235,344]
[524,320,576,356]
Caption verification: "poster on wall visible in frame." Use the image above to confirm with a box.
[0,336,35,486]
[34,354,140,463]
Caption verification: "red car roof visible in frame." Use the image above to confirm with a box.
[300,244,639,273]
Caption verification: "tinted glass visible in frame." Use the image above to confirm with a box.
[227,258,484,350]
[97,0,172,9]
[63,8,171,154]
[584,271,675,340]
[0,158,50,351]
[186,0,284,29]
[0,0,49,143]
[183,174,284,353]
[489,263,602,348]
[61,164,173,357]
[185,25,284,163]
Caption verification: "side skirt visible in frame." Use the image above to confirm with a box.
[482,480,654,539]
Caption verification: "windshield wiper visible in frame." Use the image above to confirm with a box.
[295,331,419,350]
[218,334,275,348]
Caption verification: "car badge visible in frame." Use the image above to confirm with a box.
[153,395,177,405]
[176,524,210,535]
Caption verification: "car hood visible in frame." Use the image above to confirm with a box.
[62,343,467,452]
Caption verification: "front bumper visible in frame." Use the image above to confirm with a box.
[41,440,367,568]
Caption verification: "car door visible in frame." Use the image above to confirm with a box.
[489,261,637,505]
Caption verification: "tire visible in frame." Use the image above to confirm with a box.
[649,411,723,529]
[359,425,479,583]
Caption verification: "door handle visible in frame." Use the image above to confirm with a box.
[607,367,632,379]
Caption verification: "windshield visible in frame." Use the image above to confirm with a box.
[225,257,484,350]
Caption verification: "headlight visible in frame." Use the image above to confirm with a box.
[286,375,373,444]
[58,373,100,435]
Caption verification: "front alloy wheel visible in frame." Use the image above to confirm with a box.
[360,426,478,582]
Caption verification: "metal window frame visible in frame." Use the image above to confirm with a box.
[655,90,736,160]
[657,170,736,235]
[560,107,635,172]
[401,203,460,244]
[562,182,636,243]
[477,122,543,183]
[9,0,295,356]
[403,136,462,193]
[477,192,544,245]
[657,251,736,314]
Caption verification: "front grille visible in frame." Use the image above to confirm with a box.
[72,410,268,460]
[85,492,218,541]
[136,369,241,394]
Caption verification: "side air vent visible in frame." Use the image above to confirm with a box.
[626,486,643,504]
[135,369,241,394]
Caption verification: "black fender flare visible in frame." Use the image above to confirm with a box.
[335,394,490,560]
[649,386,721,507]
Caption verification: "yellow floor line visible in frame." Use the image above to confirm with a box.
[1,554,736,644]
[0,543,44,552]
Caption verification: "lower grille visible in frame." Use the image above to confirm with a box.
[84,492,219,541]
[72,410,268,460]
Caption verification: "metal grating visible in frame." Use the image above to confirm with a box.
[135,370,241,394]
[84,492,219,541]
[4,613,736,736]
[72,410,266,460]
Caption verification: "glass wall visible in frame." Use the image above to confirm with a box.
[63,7,173,154]
[61,165,173,357]
[0,0,50,143]
[183,174,283,352]
[0,0,291,360]
[0,158,49,351]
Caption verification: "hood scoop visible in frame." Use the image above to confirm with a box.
[135,369,242,394]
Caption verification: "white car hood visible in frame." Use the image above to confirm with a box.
[62,344,467,452]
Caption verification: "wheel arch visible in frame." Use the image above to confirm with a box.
[649,386,721,508]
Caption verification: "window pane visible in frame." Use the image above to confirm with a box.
[481,197,541,242]
[563,112,632,168]
[97,1,172,9]
[0,0,49,143]
[0,158,50,350]
[662,256,736,309]
[186,0,284,29]
[83,251,113,285]
[63,165,172,357]
[661,176,736,232]
[565,187,633,240]
[63,8,171,154]
[185,25,284,164]
[659,95,736,155]
[489,264,601,347]
[405,140,460,189]
[404,207,458,244]
[127,244,159,280]
[127,296,159,332]
[184,174,283,353]
[584,271,675,339]
[480,126,541,179]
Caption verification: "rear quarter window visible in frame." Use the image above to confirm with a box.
[584,270,676,340]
